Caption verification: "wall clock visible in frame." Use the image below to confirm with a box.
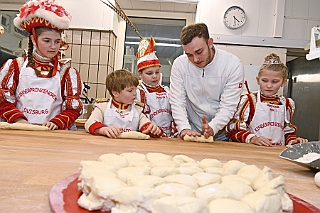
[223,6,246,29]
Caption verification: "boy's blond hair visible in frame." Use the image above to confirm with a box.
[106,69,139,97]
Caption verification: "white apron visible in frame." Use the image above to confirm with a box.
[249,90,286,146]
[140,84,172,136]
[103,98,139,132]
[16,60,62,124]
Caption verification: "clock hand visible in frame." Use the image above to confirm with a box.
[233,15,240,22]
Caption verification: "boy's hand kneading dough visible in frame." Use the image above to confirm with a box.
[183,135,214,143]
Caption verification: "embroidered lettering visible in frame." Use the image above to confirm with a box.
[254,122,284,132]
[24,107,49,115]
[18,87,57,101]
[150,108,171,120]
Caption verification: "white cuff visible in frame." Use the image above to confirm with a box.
[246,134,255,143]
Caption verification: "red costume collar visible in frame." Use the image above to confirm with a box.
[112,99,129,110]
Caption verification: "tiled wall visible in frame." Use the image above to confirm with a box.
[64,29,116,101]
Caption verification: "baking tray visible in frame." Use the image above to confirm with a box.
[280,141,320,170]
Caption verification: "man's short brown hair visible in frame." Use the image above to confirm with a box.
[180,22,210,45]
[106,69,139,97]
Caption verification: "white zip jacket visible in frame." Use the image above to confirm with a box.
[169,47,244,135]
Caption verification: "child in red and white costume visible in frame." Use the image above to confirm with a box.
[135,37,178,137]
[85,69,162,138]
[0,0,83,130]
[226,53,308,146]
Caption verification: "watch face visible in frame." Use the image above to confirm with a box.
[223,6,246,29]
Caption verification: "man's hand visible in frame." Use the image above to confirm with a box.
[201,115,214,138]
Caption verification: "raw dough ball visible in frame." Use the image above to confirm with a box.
[117,167,150,183]
[127,175,164,188]
[221,174,251,185]
[152,196,207,213]
[220,179,254,200]
[152,160,179,167]
[178,166,203,175]
[128,161,152,167]
[251,166,274,190]
[146,153,172,163]
[223,160,247,174]
[120,152,147,164]
[198,158,223,168]
[208,198,255,213]
[10,123,49,130]
[154,183,194,197]
[172,154,196,164]
[315,172,320,188]
[98,153,128,170]
[237,165,261,182]
[195,183,233,203]
[118,131,150,139]
[150,166,179,177]
[164,174,199,189]
[0,122,10,129]
[203,167,227,176]
[192,172,221,186]
[183,135,214,142]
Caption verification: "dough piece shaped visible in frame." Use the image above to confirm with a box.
[183,135,214,142]
[146,153,172,164]
[152,160,179,167]
[154,183,194,197]
[223,160,247,174]
[203,167,227,176]
[109,186,158,212]
[128,161,152,167]
[241,187,282,213]
[98,154,128,170]
[195,183,233,203]
[164,174,199,189]
[208,198,255,213]
[192,172,221,187]
[9,123,49,131]
[259,175,293,212]
[178,166,203,175]
[172,154,196,164]
[79,160,118,173]
[117,166,150,183]
[118,131,150,139]
[237,165,261,182]
[127,175,164,188]
[120,152,147,164]
[150,166,179,177]
[315,172,320,188]
[78,192,113,212]
[0,122,10,129]
[221,174,251,185]
[251,166,274,190]
[152,196,207,213]
[198,158,223,168]
[221,179,254,200]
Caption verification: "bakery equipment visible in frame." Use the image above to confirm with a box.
[306,26,320,60]
[280,141,320,170]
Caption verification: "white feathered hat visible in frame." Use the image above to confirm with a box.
[14,0,71,33]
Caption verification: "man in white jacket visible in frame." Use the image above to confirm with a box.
[170,22,244,140]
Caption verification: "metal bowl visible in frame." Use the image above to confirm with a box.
[279,141,320,170]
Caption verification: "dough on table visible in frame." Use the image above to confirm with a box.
[203,167,227,176]
[120,152,147,164]
[146,153,172,164]
[177,166,203,175]
[118,131,150,139]
[127,175,164,188]
[221,174,251,185]
[237,164,261,182]
[183,135,214,142]
[1,122,49,131]
[220,179,254,200]
[152,160,179,167]
[208,198,255,213]
[172,154,196,164]
[164,174,199,189]
[150,166,179,177]
[116,166,151,183]
[152,196,207,213]
[223,160,247,174]
[251,166,274,190]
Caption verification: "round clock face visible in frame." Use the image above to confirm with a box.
[223,6,246,29]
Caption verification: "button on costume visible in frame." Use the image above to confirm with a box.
[0,0,83,129]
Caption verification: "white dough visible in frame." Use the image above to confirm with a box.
[0,122,10,129]
[221,174,251,185]
[198,158,223,168]
[251,166,274,190]
[98,153,128,170]
[183,135,214,143]
[164,174,199,189]
[223,160,247,174]
[203,167,227,176]
[118,131,150,139]
[315,172,320,188]
[120,152,147,164]
[208,198,255,213]
[192,172,221,186]
[221,179,254,200]
[117,166,150,183]
[146,153,172,163]
[152,160,179,167]
[150,166,179,177]
[172,154,196,164]
[0,122,49,130]
[178,166,203,175]
[195,183,233,203]
[154,183,194,197]
[152,196,207,213]
[237,165,261,182]
[127,175,164,188]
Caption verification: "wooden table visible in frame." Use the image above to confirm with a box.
[0,129,319,212]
